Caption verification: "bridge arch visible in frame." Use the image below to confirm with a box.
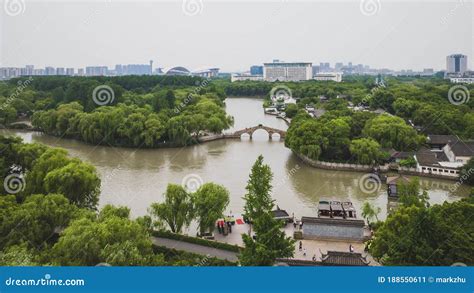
[232,124,286,140]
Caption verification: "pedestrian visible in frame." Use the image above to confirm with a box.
[303,248,306,256]
[349,244,354,253]
[299,241,302,251]
[312,254,316,261]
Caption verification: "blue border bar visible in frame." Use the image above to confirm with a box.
[0,267,472,292]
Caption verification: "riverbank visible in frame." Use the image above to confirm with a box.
[294,152,460,182]
[2,97,468,221]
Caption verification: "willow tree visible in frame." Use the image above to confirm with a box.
[149,184,194,233]
[193,183,230,235]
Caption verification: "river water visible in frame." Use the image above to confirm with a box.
[1,97,470,220]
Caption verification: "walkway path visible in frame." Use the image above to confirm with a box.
[151,237,239,262]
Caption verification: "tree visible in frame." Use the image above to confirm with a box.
[239,155,295,266]
[44,160,100,209]
[149,184,194,233]
[193,183,230,235]
[23,148,70,196]
[459,158,474,186]
[52,206,156,266]
[370,198,474,266]
[284,104,298,118]
[0,243,38,266]
[0,194,85,250]
[242,155,274,221]
[361,201,381,225]
[322,118,351,159]
[398,177,429,208]
[285,116,328,160]
[350,138,385,165]
[363,114,424,151]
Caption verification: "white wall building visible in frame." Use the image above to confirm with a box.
[231,74,263,82]
[263,62,312,82]
[450,77,474,84]
[314,72,343,82]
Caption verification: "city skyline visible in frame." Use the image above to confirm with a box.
[1,1,472,72]
[1,54,467,79]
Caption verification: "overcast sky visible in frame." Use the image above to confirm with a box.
[0,0,472,72]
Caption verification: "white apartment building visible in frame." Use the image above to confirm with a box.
[263,62,312,82]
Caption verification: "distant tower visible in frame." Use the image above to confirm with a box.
[446,54,467,74]
[149,60,153,75]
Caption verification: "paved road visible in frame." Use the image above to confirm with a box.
[151,237,239,262]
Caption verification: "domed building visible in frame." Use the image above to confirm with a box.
[165,66,191,76]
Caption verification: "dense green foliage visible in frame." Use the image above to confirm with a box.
[285,111,414,162]
[150,182,231,236]
[239,155,295,266]
[370,197,474,266]
[222,77,473,162]
[370,178,473,266]
[0,136,100,208]
[1,76,232,147]
[0,137,235,266]
[193,183,230,235]
[459,158,474,186]
[149,184,194,233]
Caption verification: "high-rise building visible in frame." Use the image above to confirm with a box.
[114,63,153,76]
[263,62,312,81]
[45,67,56,75]
[319,62,331,72]
[66,68,75,76]
[56,67,65,75]
[446,54,467,74]
[312,65,320,76]
[335,62,343,71]
[250,65,263,75]
[86,66,108,76]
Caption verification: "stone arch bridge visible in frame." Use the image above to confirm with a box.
[226,124,286,140]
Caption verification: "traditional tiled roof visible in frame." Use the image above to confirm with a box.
[449,141,474,157]
[272,209,290,218]
[386,175,410,185]
[391,151,413,159]
[415,148,450,167]
[427,135,459,145]
[321,251,370,266]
